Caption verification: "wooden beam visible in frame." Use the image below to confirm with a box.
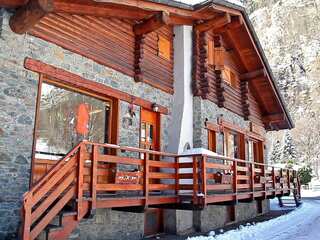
[240,80,250,120]
[0,0,28,8]
[24,58,169,114]
[240,69,265,80]
[94,0,204,19]
[134,35,145,82]
[134,11,169,35]
[9,0,54,34]
[54,0,153,20]
[262,113,285,124]
[223,29,249,71]
[195,13,231,32]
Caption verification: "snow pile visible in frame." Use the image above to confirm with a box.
[180,148,218,157]
[302,189,320,198]
[186,200,320,240]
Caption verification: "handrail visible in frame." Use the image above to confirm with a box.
[85,141,178,157]
[26,142,82,197]
[179,153,294,172]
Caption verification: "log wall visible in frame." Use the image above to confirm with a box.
[30,13,174,94]
[193,29,264,127]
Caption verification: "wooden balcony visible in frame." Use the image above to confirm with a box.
[21,141,301,240]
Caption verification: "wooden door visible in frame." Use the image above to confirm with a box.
[140,109,163,236]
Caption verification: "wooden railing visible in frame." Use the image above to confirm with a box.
[21,142,301,240]
[180,153,301,207]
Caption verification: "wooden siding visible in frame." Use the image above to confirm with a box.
[30,13,174,93]
[142,25,174,93]
[248,91,264,126]
[193,29,264,126]
[31,14,135,76]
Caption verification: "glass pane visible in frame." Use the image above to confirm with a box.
[248,140,254,162]
[227,134,235,158]
[149,124,153,144]
[141,122,146,142]
[35,83,110,160]
[146,124,151,142]
[217,132,224,155]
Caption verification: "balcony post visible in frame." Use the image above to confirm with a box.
[251,162,255,200]
[175,156,179,196]
[280,168,283,194]
[263,164,266,199]
[91,145,98,215]
[144,153,149,208]
[287,169,290,190]
[202,155,207,206]
[22,196,32,240]
[272,167,276,195]
[233,159,238,202]
[192,156,198,205]
[77,143,85,220]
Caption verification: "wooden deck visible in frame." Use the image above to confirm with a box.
[21,141,301,240]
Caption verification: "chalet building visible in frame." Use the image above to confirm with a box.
[0,0,299,239]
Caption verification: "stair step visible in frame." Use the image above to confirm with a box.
[61,211,77,217]
[46,224,64,233]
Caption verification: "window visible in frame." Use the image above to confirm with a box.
[35,82,112,160]
[224,131,239,159]
[222,67,238,88]
[208,129,217,152]
[158,35,171,60]
[247,139,254,162]
[246,139,264,163]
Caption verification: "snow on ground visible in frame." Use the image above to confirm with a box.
[187,199,320,240]
[301,189,320,198]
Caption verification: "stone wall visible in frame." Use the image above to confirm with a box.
[0,10,172,239]
[77,209,144,240]
[194,199,270,233]
[193,96,251,149]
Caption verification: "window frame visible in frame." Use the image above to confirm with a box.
[30,74,119,187]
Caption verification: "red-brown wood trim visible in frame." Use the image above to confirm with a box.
[246,131,265,142]
[218,118,246,134]
[206,118,265,143]
[24,58,169,114]
[205,121,220,132]
[29,73,43,188]
[0,0,28,8]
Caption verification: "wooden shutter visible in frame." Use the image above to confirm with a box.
[208,40,214,65]
[208,40,225,69]
[158,36,171,60]
[213,46,225,69]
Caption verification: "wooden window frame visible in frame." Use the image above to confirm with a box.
[30,74,120,187]
[24,58,169,115]
[206,118,265,161]
[246,137,264,164]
